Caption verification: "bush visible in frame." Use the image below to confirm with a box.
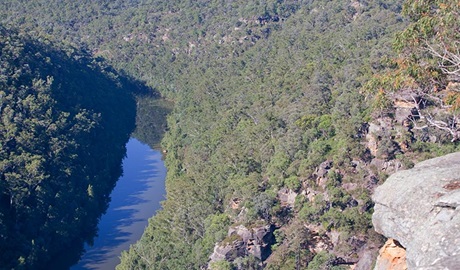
[284,176,301,192]
[209,260,233,270]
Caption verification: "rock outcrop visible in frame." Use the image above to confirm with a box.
[372,152,460,269]
[277,187,297,207]
[209,224,276,265]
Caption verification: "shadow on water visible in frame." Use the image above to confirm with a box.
[0,27,172,270]
[132,95,174,149]
[45,94,172,270]
[71,139,167,270]
[69,93,172,270]
[48,94,171,269]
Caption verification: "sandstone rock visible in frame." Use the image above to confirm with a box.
[306,187,317,202]
[232,225,252,242]
[374,239,407,270]
[395,107,413,125]
[372,152,460,269]
[230,198,242,209]
[446,82,460,92]
[370,158,403,173]
[277,187,297,207]
[209,224,275,265]
[304,224,333,254]
[209,239,246,262]
[354,247,379,270]
[316,160,332,178]
[366,120,389,157]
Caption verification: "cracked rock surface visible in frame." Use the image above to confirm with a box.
[372,152,460,269]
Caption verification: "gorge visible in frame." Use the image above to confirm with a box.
[1,0,460,269]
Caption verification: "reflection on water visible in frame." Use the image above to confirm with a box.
[72,138,166,270]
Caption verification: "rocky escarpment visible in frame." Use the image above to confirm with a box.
[372,152,460,269]
[209,224,276,266]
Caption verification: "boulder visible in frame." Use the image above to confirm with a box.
[372,152,460,269]
[316,160,332,179]
[209,240,246,262]
[277,187,297,207]
[209,224,276,265]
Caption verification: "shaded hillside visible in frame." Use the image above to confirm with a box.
[1,0,459,269]
[0,26,137,269]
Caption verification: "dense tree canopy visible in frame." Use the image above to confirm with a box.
[0,26,137,269]
[1,0,459,269]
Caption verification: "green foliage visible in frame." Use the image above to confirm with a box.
[0,26,137,268]
[252,192,277,220]
[284,176,301,192]
[367,0,460,142]
[307,251,348,270]
[209,260,233,270]
[0,0,435,268]
[299,195,326,224]
[233,255,262,270]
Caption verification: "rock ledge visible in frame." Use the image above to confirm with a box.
[372,152,460,269]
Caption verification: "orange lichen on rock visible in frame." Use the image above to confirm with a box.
[374,238,407,270]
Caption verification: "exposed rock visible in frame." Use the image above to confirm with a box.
[389,89,418,105]
[209,239,246,262]
[354,247,380,270]
[304,224,333,254]
[372,152,460,269]
[366,123,380,156]
[393,96,415,130]
[230,198,242,209]
[231,225,252,243]
[209,224,276,265]
[446,82,460,92]
[370,158,403,173]
[366,118,394,157]
[374,239,407,270]
[305,187,317,202]
[342,182,358,191]
[277,187,297,207]
[316,160,333,179]
[395,107,414,126]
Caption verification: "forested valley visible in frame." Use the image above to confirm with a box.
[1,0,459,269]
[0,27,140,268]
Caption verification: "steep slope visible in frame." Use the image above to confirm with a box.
[1,0,459,269]
[112,1,409,269]
[0,26,136,269]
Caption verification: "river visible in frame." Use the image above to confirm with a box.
[71,138,166,270]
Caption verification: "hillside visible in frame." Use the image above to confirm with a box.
[0,27,137,269]
[1,0,459,269]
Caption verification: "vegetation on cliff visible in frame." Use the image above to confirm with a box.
[1,0,459,269]
[366,0,460,143]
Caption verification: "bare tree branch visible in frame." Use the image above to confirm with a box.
[408,94,460,142]
[426,41,460,82]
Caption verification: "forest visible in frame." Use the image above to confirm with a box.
[1,0,459,269]
[0,27,139,268]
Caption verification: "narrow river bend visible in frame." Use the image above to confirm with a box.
[72,138,166,270]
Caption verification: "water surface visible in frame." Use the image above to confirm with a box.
[72,138,166,270]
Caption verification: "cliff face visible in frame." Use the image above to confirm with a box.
[372,152,460,269]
